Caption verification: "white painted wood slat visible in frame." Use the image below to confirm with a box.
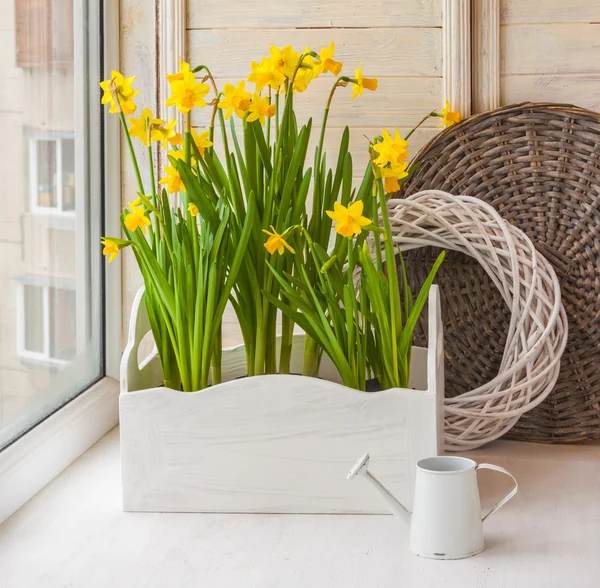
[188,0,443,29]
[501,0,600,24]
[501,24,600,75]
[501,74,600,110]
[187,28,443,79]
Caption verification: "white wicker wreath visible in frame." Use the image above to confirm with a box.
[386,190,568,451]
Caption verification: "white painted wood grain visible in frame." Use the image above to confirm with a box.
[472,0,500,113]
[188,0,443,29]
[443,0,471,116]
[501,0,600,24]
[191,77,443,129]
[187,28,443,79]
[501,23,600,75]
[501,74,600,110]
[119,286,443,514]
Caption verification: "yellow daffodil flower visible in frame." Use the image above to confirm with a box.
[292,67,314,93]
[191,128,213,157]
[351,63,378,100]
[248,58,285,92]
[166,60,192,83]
[326,200,372,237]
[218,80,251,120]
[380,162,410,193]
[247,93,276,126]
[166,71,210,113]
[159,165,185,194]
[168,132,184,148]
[128,110,180,149]
[124,203,151,234]
[127,108,162,146]
[262,226,295,255]
[101,239,119,263]
[155,119,180,149]
[188,203,199,217]
[100,70,140,115]
[269,45,301,79]
[314,42,343,76]
[439,100,463,128]
[373,128,409,168]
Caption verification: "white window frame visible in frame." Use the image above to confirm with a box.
[0,0,121,525]
[28,132,77,217]
[15,279,76,366]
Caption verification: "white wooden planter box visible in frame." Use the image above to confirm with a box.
[120,286,444,514]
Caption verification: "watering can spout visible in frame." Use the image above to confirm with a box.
[346,453,411,524]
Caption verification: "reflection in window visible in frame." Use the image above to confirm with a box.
[29,136,75,213]
[19,283,77,364]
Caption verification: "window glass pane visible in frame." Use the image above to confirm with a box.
[0,0,103,449]
[35,139,58,209]
[23,285,45,354]
[61,138,75,211]
[48,287,77,360]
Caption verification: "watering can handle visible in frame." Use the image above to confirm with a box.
[476,463,518,522]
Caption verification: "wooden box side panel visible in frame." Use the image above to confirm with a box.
[120,376,437,513]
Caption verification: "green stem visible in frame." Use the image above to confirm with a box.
[119,111,144,194]
[404,111,437,142]
[280,314,293,374]
[212,324,222,385]
[376,177,401,387]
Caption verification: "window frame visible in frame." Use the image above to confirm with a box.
[0,0,121,525]
[28,132,76,217]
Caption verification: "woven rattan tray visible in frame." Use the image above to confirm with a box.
[399,102,600,443]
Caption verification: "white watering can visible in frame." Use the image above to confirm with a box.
[347,453,518,560]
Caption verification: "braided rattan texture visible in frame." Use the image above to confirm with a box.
[398,102,600,443]
[389,191,568,451]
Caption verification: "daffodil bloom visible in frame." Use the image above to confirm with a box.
[166,60,192,83]
[248,58,285,92]
[155,119,180,149]
[373,128,409,168]
[190,128,213,157]
[262,226,295,255]
[380,162,410,193]
[100,70,140,115]
[292,67,314,93]
[218,80,251,120]
[326,200,372,238]
[351,63,378,100]
[124,203,151,234]
[101,238,119,263]
[269,45,301,79]
[439,100,463,128]
[314,42,343,76]
[168,132,184,148]
[188,203,199,217]
[247,93,276,126]
[166,71,210,113]
[159,165,185,194]
[127,108,164,147]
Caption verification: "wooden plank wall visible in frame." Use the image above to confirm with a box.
[186,0,444,174]
[500,0,600,109]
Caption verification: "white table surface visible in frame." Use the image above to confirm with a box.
[1,427,599,588]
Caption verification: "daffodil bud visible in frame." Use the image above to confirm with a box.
[320,255,338,274]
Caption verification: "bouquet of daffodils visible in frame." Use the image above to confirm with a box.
[101,44,462,392]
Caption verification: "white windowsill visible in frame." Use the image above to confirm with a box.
[0,426,599,587]
[0,377,119,524]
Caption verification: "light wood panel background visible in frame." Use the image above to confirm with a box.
[187,1,445,179]
[499,0,600,109]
